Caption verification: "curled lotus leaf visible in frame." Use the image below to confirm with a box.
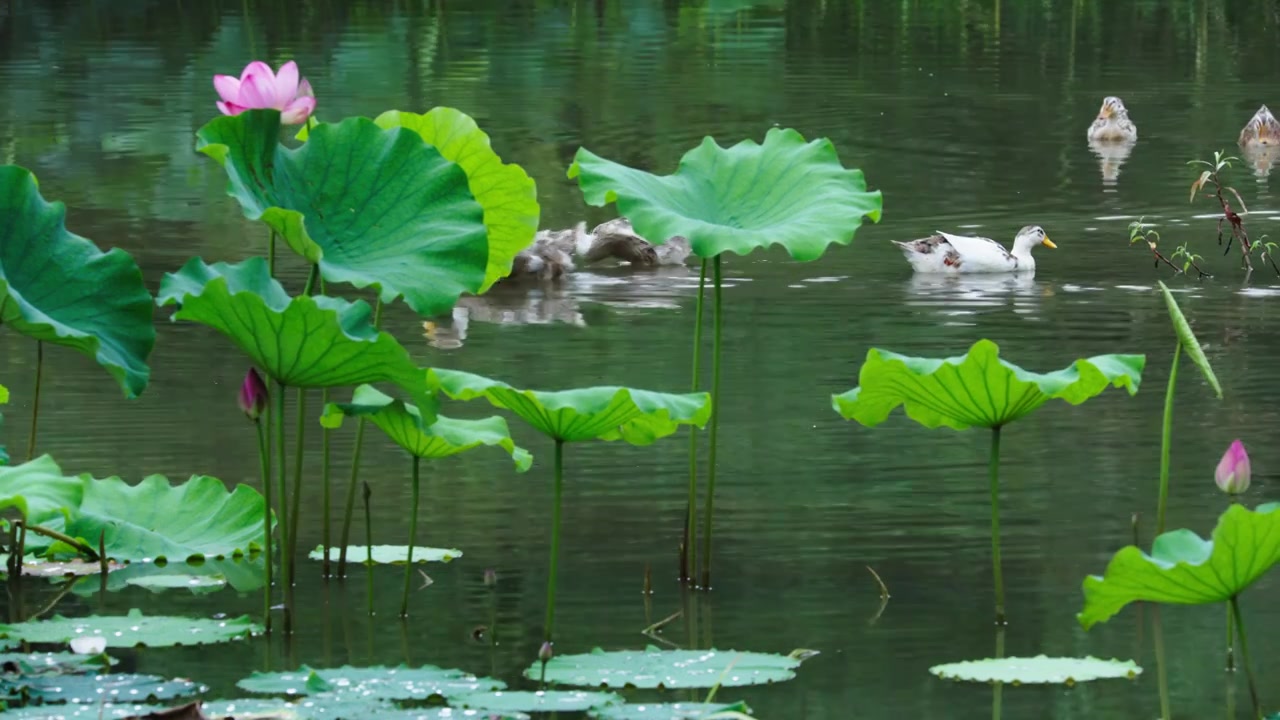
[0,456,83,524]
[1158,281,1222,398]
[591,702,755,720]
[833,339,1145,431]
[452,690,623,714]
[0,165,155,397]
[321,385,531,469]
[196,110,489,317]
[308,545,461,565]
[237,664,504,701]
[929,656,1142,685]
[527,647,801,689]
[428,369,711,444]
[1079,503,1280,629]
[0,608,262,647]
[157,257,436,415]
[569,127,882,261]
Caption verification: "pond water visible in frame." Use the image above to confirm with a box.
[3,1,1280,717]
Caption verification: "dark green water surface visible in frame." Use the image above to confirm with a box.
[3,1,1280,717]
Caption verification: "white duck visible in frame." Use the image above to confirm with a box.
[1086,96,1137,142]
[893,226,1056,274]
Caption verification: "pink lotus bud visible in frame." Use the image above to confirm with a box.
[1215,440,1251,495]
[538,641,553,663]
[213,60,316,125]
[238,368,269,421]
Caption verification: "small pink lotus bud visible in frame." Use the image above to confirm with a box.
[538,641,553,663]
[238,368,269,421]
[1215,439,1251,495]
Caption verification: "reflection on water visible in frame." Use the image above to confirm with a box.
[904,272,1042,319]
[1089,139,1136,188]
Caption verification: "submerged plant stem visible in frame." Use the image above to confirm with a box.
[255,420,273,634]
[401,455,422,617]
[699,255,723,590]
[273,381,291,633]
[338,299,383,577]
[544,439,565,644]
[1229,596,1262,719]
[1151,607,1171,720]
[287,386,308,592]
[26,341,42,461]
[684,259,708,583]
[1156,343,1181,536]
[989,425,1005,625]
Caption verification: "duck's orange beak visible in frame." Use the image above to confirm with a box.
[1041,236,1057,249]
[1098,105,1113,120]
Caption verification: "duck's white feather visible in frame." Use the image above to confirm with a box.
[893,229,1040,274]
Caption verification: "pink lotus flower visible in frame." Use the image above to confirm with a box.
[1215,439,1251,495]
[214,60,316,125]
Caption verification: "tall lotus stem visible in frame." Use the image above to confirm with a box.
[1155,342,1180,536]
[363,481,373,615]
[683,259,708,583]
[400,455,422,617]
[1229,596,1261,719]
[989,425,1005,625]
[26,341,42,461]
[544,439,566,644]
[273,381,291,633]
[322,386,331,577]
[268,230,277,277]
[699,255,723,590]
[255,420,272,633]
[286,386,307,592]
[339,300,383,576]
[1151,607,1172,720]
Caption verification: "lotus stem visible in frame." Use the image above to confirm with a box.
[699,255,723,590]
[1227,603,1236,671]
[322,386,331,578]
[1229,595,1262,719]
[20,522,98,561]
[26,340,42,461]
[683,258,708,584]
[399,456,423,617]
[273,380,291,633]
[339,299,383,577]
[302,263,319,297]
[287,386,308,593]
[1151,606,1172,720]
[1156,342,1181,536]
[363,481,373,615]
[989,425,1006,625]
[268,230,277,277]
[544,439,566,644]
[255,419,273,634]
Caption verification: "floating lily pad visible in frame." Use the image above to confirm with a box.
[69,557,265,597]
[371,710,529,720]
[308,546,462,565]
[1079,503,1280,628]
[201,695,396,719]
[0,609,261,647]
[929,656,1142,685]
[0,456,84,524]
[197,110,489,317]
[0,651,115,674]
[428,369,711,444]
[237,664,503,701]
[529,647,801,689]
[0,166,156,397]
[0,703,162,719]
[17,672,206,704]
[1,556,124,578]
[321,385,531,469]
[833,339,1145,431]
[570,127,882,261]
[452,690,623,714]
[591,701,754,719]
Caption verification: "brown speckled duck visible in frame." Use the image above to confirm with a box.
[1239,105,1280,148]
[1086,96,1137,142]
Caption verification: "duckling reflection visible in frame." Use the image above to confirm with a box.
[904,272,1042,317]
[1088,138,1135,186]
[424,290,586,349]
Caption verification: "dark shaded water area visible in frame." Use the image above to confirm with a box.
[4,0,1280,717]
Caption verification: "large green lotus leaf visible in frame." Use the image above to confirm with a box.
[237,664,504,701]
[529,647,799,689]
[0,651,114,674]
[321,384,531,469]
[32,474,268,563]
[930,656,1141,685]
[0,456,82,523]
[0,166,155,397]
[569,127,882,261]
[428,369,711,444]
[1158,281,1222,398]
[832,339,1145,431]
[196,110,489,316]
[452,690,623,714]
[308,545,461,565]
[0,703,163,719]
[0,609,262,647]
[373,109,539,291]
[202,695,401,720]
[13,673,206,704]
[75,557,265,596]
[0,383,9,465]
[157,257,437,415]
[1078,503,1280,629]
[592,702,755,720]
